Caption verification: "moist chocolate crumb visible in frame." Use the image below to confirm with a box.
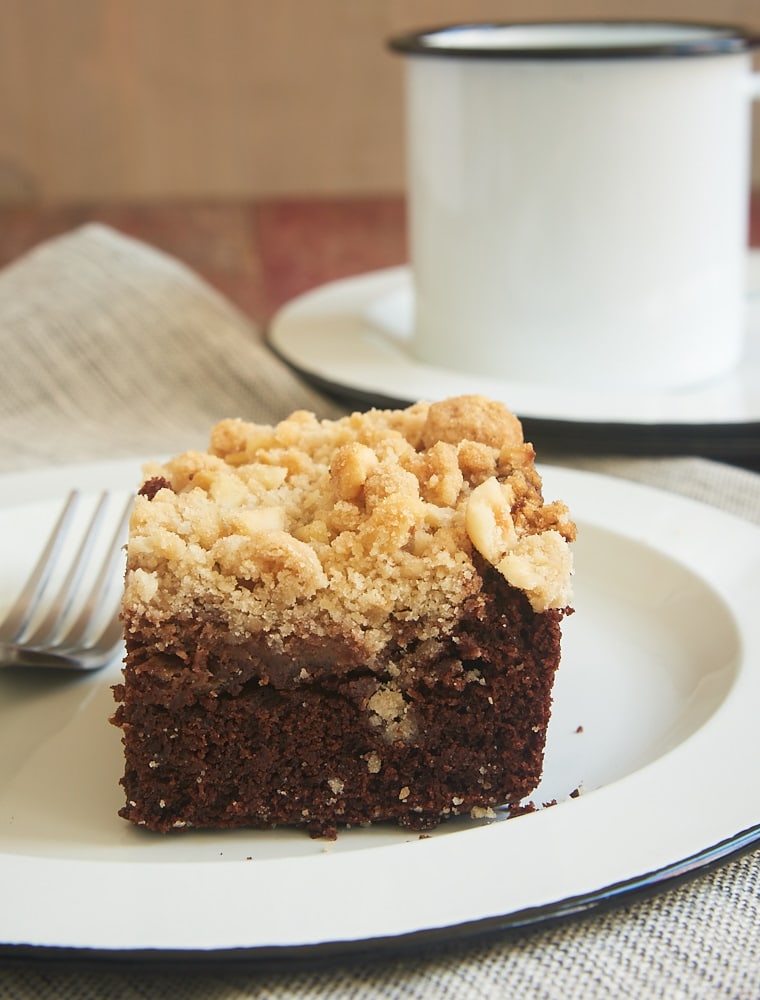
[138,476,172,500]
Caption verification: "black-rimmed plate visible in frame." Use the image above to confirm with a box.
[1,459,760,962]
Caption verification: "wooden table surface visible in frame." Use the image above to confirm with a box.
[0,197,408,328]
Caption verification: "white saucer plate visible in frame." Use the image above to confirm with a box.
[268,253,760,429]
[1,460,759,961]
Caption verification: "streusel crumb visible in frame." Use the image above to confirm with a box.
[123,396,575,655]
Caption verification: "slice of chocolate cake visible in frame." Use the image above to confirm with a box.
[113,395,575,837]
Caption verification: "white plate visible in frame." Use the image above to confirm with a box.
[1,459,759,961]
[268,253,760,429]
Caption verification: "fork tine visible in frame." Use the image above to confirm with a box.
[0,490,133,672]
[60,494,132,649]
[22,492,112,648]
[0,490,80,644]
[86,606,127,660]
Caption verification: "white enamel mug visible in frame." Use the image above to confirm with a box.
[389,22,760,393]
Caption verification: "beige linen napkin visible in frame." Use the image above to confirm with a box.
[1,224,760,999]
[0,223,344,474]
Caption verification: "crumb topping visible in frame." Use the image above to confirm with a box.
[123,396,575,652]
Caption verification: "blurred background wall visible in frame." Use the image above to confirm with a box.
[1,0,758,205]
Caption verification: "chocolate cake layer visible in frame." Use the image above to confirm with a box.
[114,567,565,837]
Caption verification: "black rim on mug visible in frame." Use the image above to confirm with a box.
[387,20,760,60]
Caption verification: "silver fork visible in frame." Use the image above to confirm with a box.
[0,490,132,671]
